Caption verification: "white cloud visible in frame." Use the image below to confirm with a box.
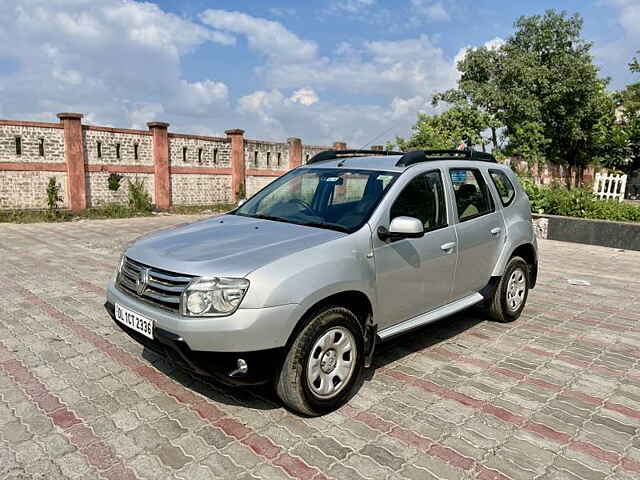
[594,0,640,88]
[267,35,459,101]
[290,88,319,106]
[200,9,317,63]
[269,7,296,17]
[0,3,475,146]
[329,0,376,13]
[0,0,231,129]
[410,0,450,22]
[605,0,640,38]
[483,37,506,51]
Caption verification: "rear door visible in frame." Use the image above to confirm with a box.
[448,167,505,300]
[373,169,458,330]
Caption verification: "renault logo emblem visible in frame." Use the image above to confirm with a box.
[136,268,149,296]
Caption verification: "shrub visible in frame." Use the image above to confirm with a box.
[46,177,62,216]
[236,182,246,201]
[519,178,640,223]
[127,178,152,212]
[108,173,123,191]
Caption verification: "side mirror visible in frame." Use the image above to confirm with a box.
[237,199,246,207]
[378,216,424,242]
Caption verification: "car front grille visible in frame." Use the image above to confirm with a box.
[117,257,193,312]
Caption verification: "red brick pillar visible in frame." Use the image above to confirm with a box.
[148,122,171,210]
[333,141,347,150]
[371,145,383,151]
[57,113,86,213]
[287,137,302,170]
[226,129,245,201]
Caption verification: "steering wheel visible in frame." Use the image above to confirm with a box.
[287,198,315,214]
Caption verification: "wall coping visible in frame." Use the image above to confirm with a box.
[304,144,331,149]
[0,119,64,129]
[57,112,83,120]
[168,132,228,142]
[147,121,170,129]
[84,125,151,136]
[244,139,288,147]
[532,213,640,227]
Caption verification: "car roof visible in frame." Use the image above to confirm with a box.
[299,154,509,173]
[300,155,406,172]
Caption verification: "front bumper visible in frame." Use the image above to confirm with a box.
[106,280,298,352]
[105,302,285,386]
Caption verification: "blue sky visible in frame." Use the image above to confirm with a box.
[0,1,638,146]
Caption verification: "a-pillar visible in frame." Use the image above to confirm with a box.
[226,129,246,201]
[57,112,86,213]
[148,122,171,210]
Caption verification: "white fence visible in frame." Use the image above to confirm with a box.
[593,173,627,201]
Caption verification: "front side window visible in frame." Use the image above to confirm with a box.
[489,169,516,206]
[390,171,447,232]
[235,168,399,233]
[449,168,494,221]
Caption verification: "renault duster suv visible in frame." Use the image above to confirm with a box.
[105,149,538,416]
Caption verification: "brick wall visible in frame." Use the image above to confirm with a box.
[0,114,338,211]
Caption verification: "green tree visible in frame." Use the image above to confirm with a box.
[631,51,640,74]
[394,104,492,151]
[598,52,640,172]
[433,46,504,151]
[431,10,611,185]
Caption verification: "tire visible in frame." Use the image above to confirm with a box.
[488,256,529,323]
[276,305,364,416]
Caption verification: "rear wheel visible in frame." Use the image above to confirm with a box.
[276,306,364,416]
[488,256,529,323]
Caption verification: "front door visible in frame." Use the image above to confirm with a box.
[448,167,505,300]
[373,170,458,330]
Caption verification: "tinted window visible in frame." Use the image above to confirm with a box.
[449,168,494,221]
[489,169,515,206]
[390,171,447,231]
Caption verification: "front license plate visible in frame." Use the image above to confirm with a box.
[115,303,154,340]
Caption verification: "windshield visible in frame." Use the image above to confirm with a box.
[234,168,399,233]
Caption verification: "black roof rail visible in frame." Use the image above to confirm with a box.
[307,149,404,165]
[395,149,496,167]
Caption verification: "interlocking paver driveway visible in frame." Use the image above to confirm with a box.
[1,215,640,480]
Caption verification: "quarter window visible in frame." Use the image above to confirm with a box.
[390,171,447,232]
[449,168,494,221]
[489,169,515,206]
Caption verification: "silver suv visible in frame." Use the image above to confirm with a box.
[106,149,538,415]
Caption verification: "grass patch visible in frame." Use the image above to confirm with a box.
[0,202,236,224]
[169,203,236,215]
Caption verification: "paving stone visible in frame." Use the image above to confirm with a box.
[154,441,191,470]
[3,218,640,480]
[309,436,353,460]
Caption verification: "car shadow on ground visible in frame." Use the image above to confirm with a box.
[139,307,488,413]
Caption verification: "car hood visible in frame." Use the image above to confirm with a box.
[126,214,346,278]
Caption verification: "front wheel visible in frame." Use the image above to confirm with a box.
[276,306,364,416]
[488,256,529,323]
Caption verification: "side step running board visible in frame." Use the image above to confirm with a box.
[377,293,484,341]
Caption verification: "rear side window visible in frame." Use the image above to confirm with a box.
[449,168,495,221]
[489,169,516,206]
[390,170,447,232]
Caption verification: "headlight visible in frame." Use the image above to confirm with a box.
[182,277,250,317]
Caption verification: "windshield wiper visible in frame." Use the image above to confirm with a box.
[299,221,350,233]
[248,214,290,223]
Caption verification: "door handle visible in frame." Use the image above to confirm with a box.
[440,242,456,252]
[490,227,502,236]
